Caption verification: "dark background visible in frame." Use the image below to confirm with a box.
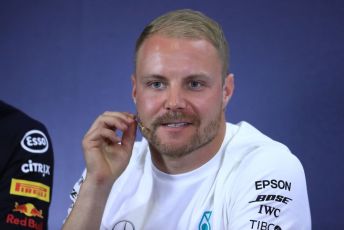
[1,0,343,229]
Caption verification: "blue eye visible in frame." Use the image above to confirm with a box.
[188,81,203,89]
[149,81,165,89]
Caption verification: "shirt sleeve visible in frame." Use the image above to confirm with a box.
[65,169,86,221]
[227,146,311,230]
[0,119,54,229]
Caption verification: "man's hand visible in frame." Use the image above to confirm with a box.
[82,111,137,186]
[63,111,137,230]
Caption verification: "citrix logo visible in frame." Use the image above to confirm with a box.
[21,160,50,177]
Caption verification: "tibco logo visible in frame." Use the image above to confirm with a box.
[250,220,282,230]
[20,130,49,154]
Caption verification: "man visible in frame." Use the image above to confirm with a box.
[0,100,54,229]
[63,9,311,229]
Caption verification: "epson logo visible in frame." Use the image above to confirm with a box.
[20,130,49,154]
[255,180,291,191]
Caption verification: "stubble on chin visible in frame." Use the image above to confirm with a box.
[147,118,221,159]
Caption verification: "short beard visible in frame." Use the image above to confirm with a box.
[145,111,221,159]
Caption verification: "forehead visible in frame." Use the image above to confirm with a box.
[136,35,222,77]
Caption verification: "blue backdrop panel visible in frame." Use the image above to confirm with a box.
[1,0,343,229]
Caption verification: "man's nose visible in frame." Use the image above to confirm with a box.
[164,85,186,111]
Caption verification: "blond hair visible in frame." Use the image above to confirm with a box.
[135,9,229,81]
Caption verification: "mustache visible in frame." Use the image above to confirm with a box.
[151,111,200,128]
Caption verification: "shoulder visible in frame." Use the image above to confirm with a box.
[223,122,306,191]
[1,101,50,136]
[226,121,304,178]
[222,122,311,229]
[0,101,53,158]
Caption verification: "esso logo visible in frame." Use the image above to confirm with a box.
[20,130,49,154]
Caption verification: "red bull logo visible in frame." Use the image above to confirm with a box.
[13,202,43,218]
[6,214,43,230]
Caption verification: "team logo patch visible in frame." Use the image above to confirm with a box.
[10,178,50,202]
[21,160,51,177]
[199,211,212,230]
[20,130,49,154]
[112,220,135,230]
[6,213,43,230]
[13,202,44,218]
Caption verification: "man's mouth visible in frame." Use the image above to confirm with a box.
[151,112,199,130]
[162,122,191,128]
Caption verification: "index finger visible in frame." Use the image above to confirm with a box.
[121,118,137,152]
[88,111,135,134]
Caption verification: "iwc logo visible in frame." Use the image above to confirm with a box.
[112,220,135,230]
[199,211,212,230]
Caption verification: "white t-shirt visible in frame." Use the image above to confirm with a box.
[68,122,311,230]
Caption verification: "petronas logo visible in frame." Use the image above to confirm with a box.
[198,211,212,230]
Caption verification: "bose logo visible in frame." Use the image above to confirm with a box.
[20,130,49,154]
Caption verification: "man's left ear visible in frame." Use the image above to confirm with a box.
[222,73,234,109]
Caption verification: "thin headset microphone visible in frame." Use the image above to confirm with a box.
[134,114,150,134]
